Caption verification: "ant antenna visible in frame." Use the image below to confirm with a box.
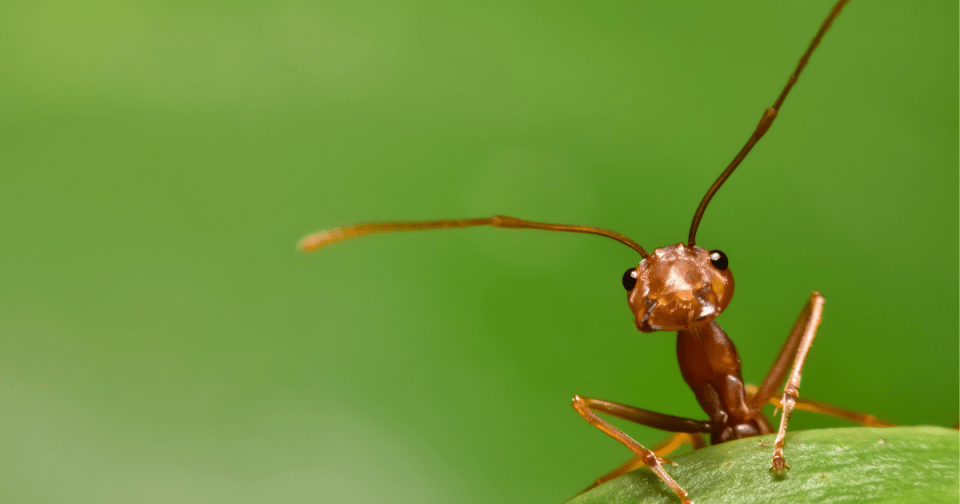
[299,215,650,257]
[687,0,850,247]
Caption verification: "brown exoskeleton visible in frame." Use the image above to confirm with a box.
[298,1,893,502]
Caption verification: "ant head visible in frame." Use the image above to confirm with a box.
[621,243,734,333]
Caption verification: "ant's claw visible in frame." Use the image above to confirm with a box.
[770,456,790,474]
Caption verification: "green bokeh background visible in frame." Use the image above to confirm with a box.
[2,1,957,503]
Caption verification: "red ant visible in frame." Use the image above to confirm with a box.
[299,0,895,502]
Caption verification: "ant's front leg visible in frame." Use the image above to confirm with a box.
[572,395,710,504]
[770,293,825,473]
[747,292,826,473]
[580,432,707,493]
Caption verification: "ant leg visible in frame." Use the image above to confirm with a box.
[572,395,711,504]
[758,391,896,427]
[748,292,825,409]
[580,432,706,493]
[760,292,825,473]
[747,293,895,469]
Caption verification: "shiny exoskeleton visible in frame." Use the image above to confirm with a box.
[624,243,772,445]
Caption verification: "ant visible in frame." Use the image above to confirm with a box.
[299,0,896,502]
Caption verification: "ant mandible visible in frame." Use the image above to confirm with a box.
[299,0,893,502]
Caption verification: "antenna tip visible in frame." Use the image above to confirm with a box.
[298,228,345,252]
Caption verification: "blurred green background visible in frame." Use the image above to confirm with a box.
[1,1,956,503]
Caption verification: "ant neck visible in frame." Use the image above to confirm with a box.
[676,322,773,443]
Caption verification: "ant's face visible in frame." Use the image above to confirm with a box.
[622,243,734,333]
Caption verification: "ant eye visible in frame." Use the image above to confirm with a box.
[622,267,638,291]
[709,250,728,271]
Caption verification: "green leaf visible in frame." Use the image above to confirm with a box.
[565,426,959,504]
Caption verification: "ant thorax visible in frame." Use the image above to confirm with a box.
[625,243,735,333]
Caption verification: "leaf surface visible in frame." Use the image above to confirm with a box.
[566,426,959,504]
